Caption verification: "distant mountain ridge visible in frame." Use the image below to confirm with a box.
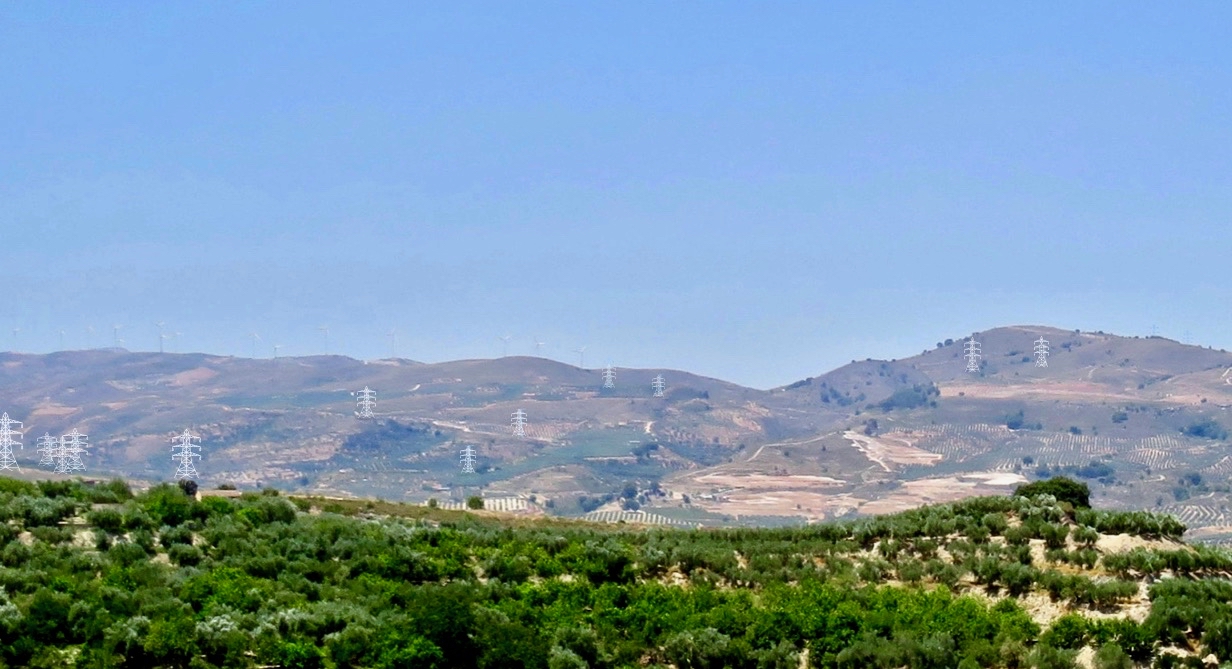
[4,325,1232,540]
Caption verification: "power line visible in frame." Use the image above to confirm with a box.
[460,444,477,474]
[602,364,616,389]
[652,374,666,398]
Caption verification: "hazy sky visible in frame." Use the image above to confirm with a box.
[3,4,1230,388]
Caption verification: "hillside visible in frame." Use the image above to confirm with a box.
[4,326,1232,540]
[1,476,1230,668]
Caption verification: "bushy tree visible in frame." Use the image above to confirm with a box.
[1015,477,1090,509]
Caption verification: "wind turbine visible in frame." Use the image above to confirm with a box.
[249,332,261,359]
[155,322,166,352]
[273,344,282,359]
[10,327,19,352]
[172,332,182,353]
[574,346,587,369]
[387,328,398,359]
[317,326,330,354]
[112,324,123,347]
[498,334,512,357]
[86,325,95,349]
[533,337,545,356]
[58,329,66,351]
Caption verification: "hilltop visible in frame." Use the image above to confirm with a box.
[3,325,1232,540]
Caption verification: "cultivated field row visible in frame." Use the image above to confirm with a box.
[582,510,692,526]
[432,496,530,512]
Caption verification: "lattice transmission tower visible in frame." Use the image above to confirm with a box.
[36,433,57,468]
[964,337,982,373]
[172,429,202,481]
[602,364,616,389]
[1034,337,1050,368]
[355,387,376,419]
[652,375,666,397]
[460,444,477,474]
[511,409,527,437]
[0,413,23,472]
[56,430,88,474]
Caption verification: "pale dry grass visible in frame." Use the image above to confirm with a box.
[843,430,943,471]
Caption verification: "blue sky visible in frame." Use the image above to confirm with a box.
[2,3,1230,387]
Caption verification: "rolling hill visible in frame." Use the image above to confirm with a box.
[4,325,1232,540]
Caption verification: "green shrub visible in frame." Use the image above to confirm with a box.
[1015,477,1090,509]
[1183,418,1228,440]
[87,508,125,534]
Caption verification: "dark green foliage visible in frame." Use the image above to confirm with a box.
[177,478,199,498]
[467,496,484,510]
[1182,418,1228,440]
[141,483,198,526]
[343,419,444,451]
[1015,477,1091,509]
[3,475,1232,668]
[87,507,125,534]
[1074,461,1114,480]
[1042,614,1088,649]
[877,383,939,411]
[1073,508,1186,541]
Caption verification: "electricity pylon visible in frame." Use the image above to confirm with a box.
[1034,337,1050,368]
[652,375,666,397]
[511,409,527,437]
[57,430,88,474]
[460,444,477,474]
[36,433,57,468]
[355,387,376,418]
[0,413,23,472]
[602,364,616,389]
[964,336,982,373]
[171,429,202,481]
